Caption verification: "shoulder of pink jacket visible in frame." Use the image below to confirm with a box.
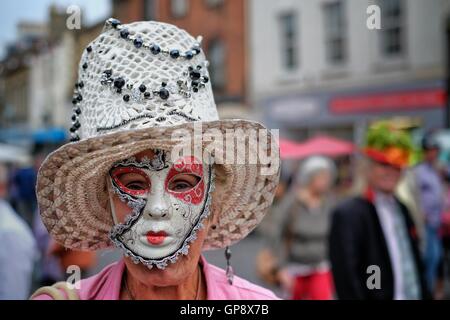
[32,257,280,300]
[31,260,123,300]
[203,260,280,300]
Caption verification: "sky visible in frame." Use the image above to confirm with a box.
[0,0,110,57]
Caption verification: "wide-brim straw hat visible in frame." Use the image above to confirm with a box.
[36,19,280,251]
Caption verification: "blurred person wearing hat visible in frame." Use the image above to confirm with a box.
[329,123,428,300]
[9,143,46,228]
[31,19,280,300]
[260,156,336,299]
[414,132,445,294]
[0,163,37,299]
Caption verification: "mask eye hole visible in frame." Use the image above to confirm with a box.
[111,167,150,195]
[167,173,201,192]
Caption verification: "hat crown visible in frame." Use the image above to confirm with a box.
[70,19,219,141]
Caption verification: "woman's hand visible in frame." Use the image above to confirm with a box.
[256,249,279,285]
[277,268,294,293]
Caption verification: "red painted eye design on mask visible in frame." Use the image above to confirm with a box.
[165,156,205,205]
[110,166,151,197]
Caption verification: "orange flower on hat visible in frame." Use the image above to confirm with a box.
[384,146,410,168]
[363,122,414,169]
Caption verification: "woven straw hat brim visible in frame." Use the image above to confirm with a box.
[37,119,280,251]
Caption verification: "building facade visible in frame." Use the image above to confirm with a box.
[111,0,156,22]
[29,31,76,132]
[155,0,247,107]
[110,0,248,118]
[0,22,48,145]
[0,5,107,146]
[249,0,450,143]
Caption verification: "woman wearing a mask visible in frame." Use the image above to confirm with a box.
[31,19,280,300]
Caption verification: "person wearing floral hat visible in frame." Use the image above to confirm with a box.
[30,19,280,300]
[328,123,429,300]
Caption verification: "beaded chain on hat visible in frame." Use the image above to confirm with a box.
[69,18,211,142]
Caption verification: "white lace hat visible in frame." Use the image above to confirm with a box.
[36,19,280,251]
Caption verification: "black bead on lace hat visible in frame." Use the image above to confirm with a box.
[69,18,217,142]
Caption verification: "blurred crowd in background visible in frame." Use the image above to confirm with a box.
[2,0,450,300]
[257,125,450,300]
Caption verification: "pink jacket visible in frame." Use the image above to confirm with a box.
[33,256,279,300]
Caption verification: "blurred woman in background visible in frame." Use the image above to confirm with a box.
[260,156,336,299]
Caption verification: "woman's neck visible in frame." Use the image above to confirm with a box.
[298,188,323,209]
[122,264,207,300]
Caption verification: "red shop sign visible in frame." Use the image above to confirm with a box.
[330,88,446,114]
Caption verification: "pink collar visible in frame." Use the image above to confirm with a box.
[73,255,278,300]
[78,255,217,299]
[33,255,278,300]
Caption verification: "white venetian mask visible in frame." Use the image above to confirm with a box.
[107,149,214,269]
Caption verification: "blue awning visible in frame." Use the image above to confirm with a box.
[32,127,67,143]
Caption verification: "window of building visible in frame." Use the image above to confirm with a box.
[208,39,226,91]
[323,1,347,64]
[112,0,127,20]
[379,0,405,57]
[144,0,156,20]
[279,13,298,70]
[205,0,224,8]
[170,0,189,18]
